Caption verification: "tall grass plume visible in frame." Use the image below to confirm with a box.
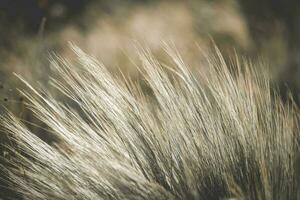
[1,44,299,200]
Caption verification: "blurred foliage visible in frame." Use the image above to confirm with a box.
[239,0,300,103]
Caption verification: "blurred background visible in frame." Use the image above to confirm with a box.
[1,0,300,198]
[1,0,300,104]
[0,0,300,104]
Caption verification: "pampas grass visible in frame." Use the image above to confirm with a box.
[1,44,299,199]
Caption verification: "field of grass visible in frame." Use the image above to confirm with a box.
[1,0,300,199]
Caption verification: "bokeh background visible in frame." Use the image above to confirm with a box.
[1,0,300,105]
[1,0,300,198]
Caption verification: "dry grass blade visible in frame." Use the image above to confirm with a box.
[1,44,299,200]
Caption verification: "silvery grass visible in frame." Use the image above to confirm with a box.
[1,44,299,200]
